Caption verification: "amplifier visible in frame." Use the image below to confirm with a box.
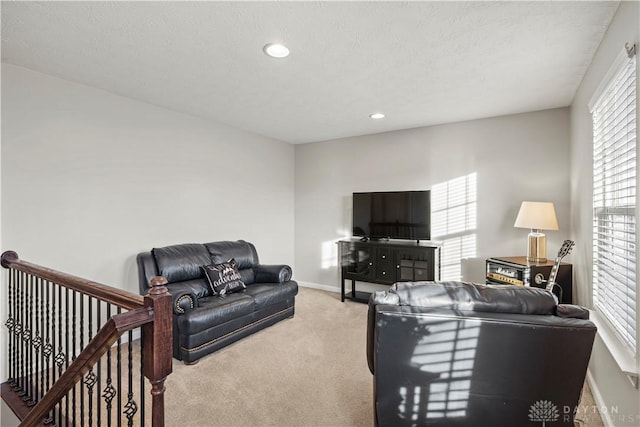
[485,256,572,304]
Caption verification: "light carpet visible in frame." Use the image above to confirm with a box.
[165,287,371,427]
[164,287,603,427]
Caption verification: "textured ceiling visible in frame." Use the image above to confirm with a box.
[1,1,620,144]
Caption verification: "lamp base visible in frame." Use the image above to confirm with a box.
[526,230,547,263]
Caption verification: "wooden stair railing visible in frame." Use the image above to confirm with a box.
[1,251,172,426]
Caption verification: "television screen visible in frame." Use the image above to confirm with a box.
[352,191,431,240]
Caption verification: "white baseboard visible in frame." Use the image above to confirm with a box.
[586,369,614,427]
[297,281,341,294]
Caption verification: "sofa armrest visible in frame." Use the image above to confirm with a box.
[254,264,292,283]
[136,252,159,295]
[167,284,198,315]
[556,304,590,319]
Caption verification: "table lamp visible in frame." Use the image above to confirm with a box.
[514,201,559,263]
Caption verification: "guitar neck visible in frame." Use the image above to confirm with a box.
[546,258,562,292]
[544,240,574,294]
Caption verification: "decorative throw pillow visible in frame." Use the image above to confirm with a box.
[201,259,246,296]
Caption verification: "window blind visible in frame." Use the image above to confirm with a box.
[431,173,477,281]
[591,51,637,353]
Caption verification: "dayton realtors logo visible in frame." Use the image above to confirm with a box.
[529,400,560,426]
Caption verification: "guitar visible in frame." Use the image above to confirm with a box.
[545,240,575,300]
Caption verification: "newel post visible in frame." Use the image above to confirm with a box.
[143,276,172,427]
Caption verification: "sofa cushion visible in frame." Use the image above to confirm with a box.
[243,281,298,310]
[178,293,255,335]
[372,281,557,315]
[202,259,247,296]
[205,240,259,269]
[153,244,210,283]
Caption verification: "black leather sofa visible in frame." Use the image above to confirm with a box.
[137,240,298,364]
[368,281,596,427]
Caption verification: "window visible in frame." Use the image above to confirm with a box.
[590,46,637,355]
[431,173,477,281]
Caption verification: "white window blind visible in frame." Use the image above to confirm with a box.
[431,173,477,281]
[591,50,637,354]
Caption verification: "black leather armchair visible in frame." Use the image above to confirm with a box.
[368,281,596,427]
[137,240,297,363]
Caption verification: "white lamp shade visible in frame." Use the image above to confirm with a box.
[513,201,559,231]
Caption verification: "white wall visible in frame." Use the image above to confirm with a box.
[0,64,295,377]
[295,108,571,289]
[1,63,296,285]
[1,64,296,279]
[570,1,640,424]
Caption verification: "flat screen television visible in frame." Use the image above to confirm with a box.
[352,190,431,241]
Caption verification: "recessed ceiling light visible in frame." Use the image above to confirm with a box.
[263,43,290,58]
[369,113,385,119]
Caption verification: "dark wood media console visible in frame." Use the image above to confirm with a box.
[337,239,441,303]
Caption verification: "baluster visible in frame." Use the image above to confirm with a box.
[13,271,19,392]
[15,272,25,396]
[65,287,70,426]
[18,271,26,395]
[97,300,102,427]
[5,268,15,387]
[24,272,31,399]
[27,274,35,405]
[21,271,27,396]
[12,268,18,388]
[51,282,60,424]
[72,289,77,424]
[32,276,42,407]
[25,273,36,407]
[85,296,96,427]
[124,330,137,427]
[84,366,97,427]
[22,272,28,396]
[13,269,20,391]
[14,272,24,396]
[22,274,30,402]
[80,293,86,425]
[29,276,36,400]
[55,282,64,426]
[50,281,56,393]
[117,307,122,427]
[103,304,115,426]
[39,277,45,401]
[43,280,54,425]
